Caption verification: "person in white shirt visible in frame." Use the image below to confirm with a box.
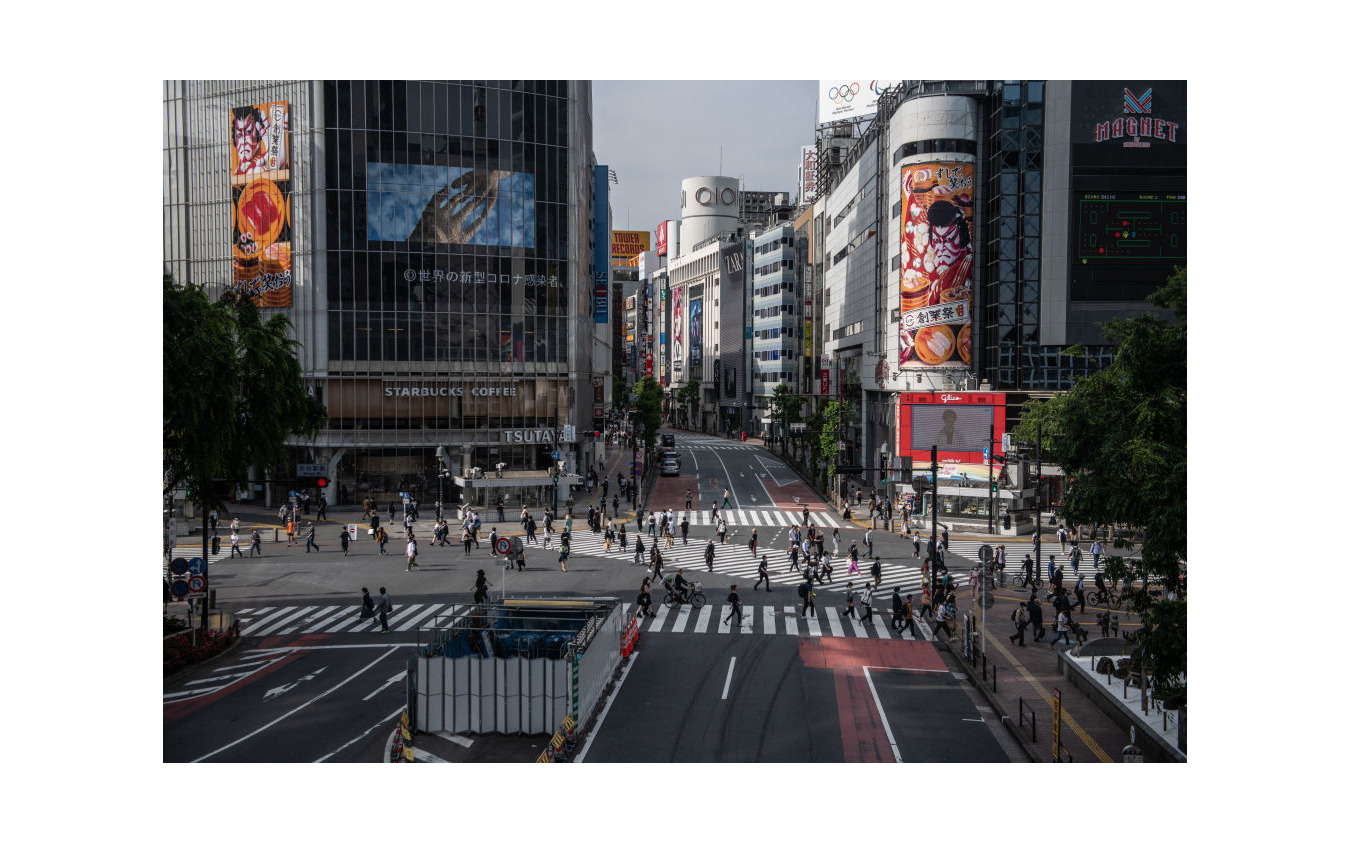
[406,536,419,571]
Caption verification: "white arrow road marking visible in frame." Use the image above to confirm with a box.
[263,666,327,702]
[363,670,408,701]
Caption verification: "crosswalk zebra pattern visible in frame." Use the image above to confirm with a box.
[552,528,994,598]
[225,600,936,641]
[634,507,841,529]
[623,601,935,641]
[232,602,476,636]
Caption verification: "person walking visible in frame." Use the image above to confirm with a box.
[716,518,727,545]
[619,523,628,553]
[651,547,663,582]
[1057,525,1068,553]
[820,553,835,584]
[558,538,569,572]
[209,509,219,532]
[637,577,655,618]
[704,538,716,572]
[748,528,758,559]
[1009,601,1029,646]
[919,587,934,620]
[473,569,491,604]
[723,584,744,628]
[847,542,861,575]
[526,516,537,545]
[798,578,816,617]
[305,522,319,553]
[832,527,841,557]
[788,543,801,572]
[634,534,646,566]
[229,530,243,559]
[405,535,419,571]
[896,593,917,639]
[752,554,772,591]
[489,526,500,558]
[685,488,693,511]
[1073,576,1087,613]
[462,527,473,557]
[864,528,875,559]
[869,558,882,589]
[374,587,393,632]
[722,488,730,510]
[842,583,857,618]
[1090,538,1103,570]
[377,526,389,555]
[648,513,656,538]
[317,497,327,521]
[911,530,922,559]
[1027,597,1045,641]
[858,583,875,625]
[680,517,689,545]
[968,566,978,602]
[1049,608,1072,647]
[286,519,296,547]
[249,528,263,557]
[359,587,376,628]
[339,528,349,556]
[230,516,240,535]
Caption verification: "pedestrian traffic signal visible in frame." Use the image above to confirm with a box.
[316,477,329,489]
[900,456,913,484]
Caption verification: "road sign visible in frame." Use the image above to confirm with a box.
[347,524,359,541]
[170,580,189,598]
[495,537,511,555]
[187,575,206,594]
[1002,433,1012,451]
[170,557,189,576]
[297,463,326,477]
[551,450,560,460]
[983,447,990,461]
[188,557,206,575]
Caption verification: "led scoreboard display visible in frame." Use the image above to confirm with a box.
[1076,192,1186,261]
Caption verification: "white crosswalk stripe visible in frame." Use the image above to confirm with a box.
[614,507,841,529]
[229,602,479,635]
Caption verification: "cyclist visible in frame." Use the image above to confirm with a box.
[1093,569,1108,603]
[672,568,692,603]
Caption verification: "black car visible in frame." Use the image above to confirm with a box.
[661,433,675,448]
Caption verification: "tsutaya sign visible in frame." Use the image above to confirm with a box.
[384,382,521,398]
[502,426,576,444]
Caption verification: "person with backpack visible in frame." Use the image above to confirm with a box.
[797,578,816,618]
[634,534,646,566]
[1009,601,1029,646]
[489,527,500,558]
[1027,597,1045,641]
[723,584,744,628]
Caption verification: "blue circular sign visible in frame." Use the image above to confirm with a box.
[188,557,207,575]
[170,580,189,597]
[170,557,189,575]
[551,450,560,460]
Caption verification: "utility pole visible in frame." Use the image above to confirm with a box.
[1035,420,1042,583]
[988,423,995,535]
[930,444,938,583]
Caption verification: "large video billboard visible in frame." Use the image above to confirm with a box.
[366,163,536,248]
[688,292,704,371]
[231,101,292,307]
[672,285,684,375]
[898,392,1006,462]
[897,162,974,368]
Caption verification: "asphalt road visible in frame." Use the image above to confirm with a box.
[165,428,1016,762]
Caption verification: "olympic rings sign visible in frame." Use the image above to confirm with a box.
[829,82,860,104]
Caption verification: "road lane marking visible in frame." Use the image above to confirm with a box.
[862,666,903,762]
[986,633,1114,762]
[693,604,713,633]
[573,650,639,763]
[721,656,737,700]
[670,604,692,633]
[193,647,402,762]
[316,705,405,763]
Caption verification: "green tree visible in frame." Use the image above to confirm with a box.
[676,379,701,427]
[818,399,852,478]
[768,384,804,448]
[1042,268,1187,700]
[633,376,663,450]
[164,276,328,509]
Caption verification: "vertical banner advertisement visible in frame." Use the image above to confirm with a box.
[672,286,684,376]
[688,293,703,372]
[231,101,292,307]
[594,166,610,323]
[656,221,669,256]
[897,162,974,368]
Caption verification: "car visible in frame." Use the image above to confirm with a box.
[661,433,675,448]
[660,456,680,476]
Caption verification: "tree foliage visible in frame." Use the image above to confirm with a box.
[633,375,664,450]
[1038,268,1187,697]
[818,399,852,477]
[768,384,805,439]
[164,276,328,508]
[676,379,701,424]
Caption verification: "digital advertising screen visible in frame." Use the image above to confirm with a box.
[230,100,292,307]
[688,296,703,370]
[909,404,995,454]
[365,162,537,248]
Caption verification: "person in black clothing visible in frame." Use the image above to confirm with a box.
[723,584,744,627]
[672,568,691,603]
[941,526,949,551]
[1010,601,1029,646]
[798,578,816,617]
[704,539,716,571]
[1027,597,1045,641]
[473,569,491,604]
[788,544,801,572]
[842,583,857,618]
[317,498,327,521]
[869,559,882,588]
[754,555,771,591]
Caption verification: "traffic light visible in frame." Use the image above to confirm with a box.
[316,477,329,489]
[900,455,913,484]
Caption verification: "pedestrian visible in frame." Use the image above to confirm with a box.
[305,522,318,552]
[1090,538,1103,569]
[286,519,296,547]
[489,526,500,558]
[847,542,860,575]
[753,554,772,591]
[864,528,874,559]
[859,584,875,624]
[558,539,569,572]
[405,535,419,571]
[603,522,614,552]
[388,502,396,524]
[637,577,654,618]
[886,587,900,627]
[748,528,758,558]
[648,513,656,538]
[806,558,819,585]
[231,516,240,534]
[798,578,816,617]
[619,523,628,552]
[497,500,505,523]
[932,601,952,637]
[359,587,376,626]
[249,528,263,557]
[788,544,801,572]
[717,518,727,545]
[680,517,690,545]
[473,569,491,604]
[821,554,835,584]
[968,566,978,602]
[842,583,857,618]
[1073,576,1086,613]
[378,526,389,555]
[722,488,730,510]
[1057,525,1068,553]
[685,489,693,511]
[1070,544,1082,574]
[911,530,921,558]
[896,593,916,638]
[375,587,392,633]
[1049,608,1072,647]
[651,547,663,582]
[1047,554,1057,584]
[723,584,744,627]
[229,530,242,559]
[869,558,881,588]
[1009,602,1029,646]
[526,516,537,544]
[339,529,349,556]
[1028,597,1045,641]
[462,528,472,557]
[704,538,716,571]
[317,497,327,521]
[211,533,221,556]
[832,527,841,557]
[919,587,934,620]
[209,509,219,532]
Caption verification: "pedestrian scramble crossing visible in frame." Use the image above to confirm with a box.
[554,528,996,598]
[225,600,936,641]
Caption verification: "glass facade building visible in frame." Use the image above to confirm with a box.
[165,80,598,511]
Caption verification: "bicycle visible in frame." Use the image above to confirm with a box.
[1012,572,1042,589]
[1088,586,1120,608]
[662,581,707,609]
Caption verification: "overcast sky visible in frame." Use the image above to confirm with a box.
[593,80,818,237]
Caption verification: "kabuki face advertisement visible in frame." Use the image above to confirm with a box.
[672,286,684,375]
[897,163,974,368]
[230,101,292,307]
